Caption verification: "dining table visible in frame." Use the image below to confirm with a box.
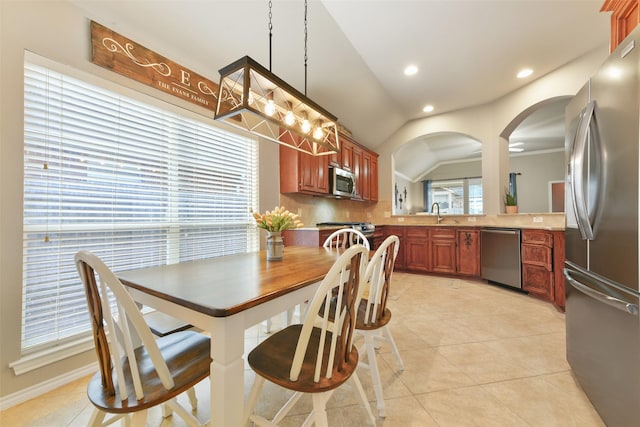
[117,245,344,427]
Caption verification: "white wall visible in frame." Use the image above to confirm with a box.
[0,1,282,401]
[510,150,565,213]
[377,46,608,215]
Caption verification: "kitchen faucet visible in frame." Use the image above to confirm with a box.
[430,202,442,224]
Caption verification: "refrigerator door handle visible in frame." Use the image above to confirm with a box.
[569,101,596,240]
[564,268,639,315]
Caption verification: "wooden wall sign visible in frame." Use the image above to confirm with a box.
[91,20,219,113]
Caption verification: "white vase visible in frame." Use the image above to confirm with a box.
[266,231,284,261]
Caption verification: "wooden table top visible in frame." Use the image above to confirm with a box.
[118,246,342,317]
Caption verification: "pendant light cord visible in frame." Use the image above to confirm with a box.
[268,0,273,71]
[304,0,308,95]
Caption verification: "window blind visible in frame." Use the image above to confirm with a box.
[22,61,259,351]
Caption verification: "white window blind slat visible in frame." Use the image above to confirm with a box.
[22,61,259,352]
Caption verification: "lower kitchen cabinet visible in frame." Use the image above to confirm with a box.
[405,227,430,272]
[430,228,456,274]
[457,229,481,276]
[521,229,566,310]
[385,226,480,277]
[385,226,406,270]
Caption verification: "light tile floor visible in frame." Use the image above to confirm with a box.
[0,273,605,426]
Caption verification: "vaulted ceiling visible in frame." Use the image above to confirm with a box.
[71,0,609,179]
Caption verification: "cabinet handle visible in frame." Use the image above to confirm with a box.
[464,232,472,247]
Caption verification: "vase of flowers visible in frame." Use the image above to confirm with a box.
[252,206,304,260]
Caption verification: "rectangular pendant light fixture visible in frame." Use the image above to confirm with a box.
[214,56,340,156]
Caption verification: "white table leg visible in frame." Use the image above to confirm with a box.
[209,314,245,427]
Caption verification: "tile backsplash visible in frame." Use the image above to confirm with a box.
[279,194,564,229]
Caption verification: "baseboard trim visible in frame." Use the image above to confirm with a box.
[0,362,97,411]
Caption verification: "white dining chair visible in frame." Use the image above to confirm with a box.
[265,227,371,334]
[323,227,371,250]
[354,235,404,417]
[75,250,210,427]
[244,245,376,427]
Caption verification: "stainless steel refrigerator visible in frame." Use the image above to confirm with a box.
[565,26,640,427]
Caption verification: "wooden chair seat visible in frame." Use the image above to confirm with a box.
[248,324,358,394]
[355,300,391,330]
[87,330,210,413]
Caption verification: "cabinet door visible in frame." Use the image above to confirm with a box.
[521,244,552,270]
[553,231,566,310]
[341,138,354,171]
[431,228,456,273]
[297,152,329,194]
[369,155,378,201]
[522,264,554,300]
[602,0,640,51]
[361,151,372,201]
[352,145,363,199]
[405,227,429,272]
[386,226,406,270]
[457,229,480,276]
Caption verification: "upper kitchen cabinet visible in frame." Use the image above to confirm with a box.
[332,133,379,202]
[602,0,639,51]
[283,130,379,200]
[279,134,329,195]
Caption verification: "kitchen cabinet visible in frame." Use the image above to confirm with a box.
[384,226,406,270]
[281,130,377,201]
[373,225,385,249]
[521,229,566,308]
[430,228,457,274]
[457,229,481,276]
[602,0,639,52]
[328,133,378,202]
[279,140,329,195]
[386,226,480,277]
[362,150,378,202]
[552,231,566,310]
[405,227,430,272]
[283,227,339,247]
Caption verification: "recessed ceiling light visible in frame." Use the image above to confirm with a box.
[404,65,418,76]
[517,68,533,79]
[423,104,434,113]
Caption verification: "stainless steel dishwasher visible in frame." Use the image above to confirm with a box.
[481,228,522,289]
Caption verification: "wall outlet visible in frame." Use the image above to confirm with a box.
[467,217,477,222]
[297,208,302,217]
[397,217,405,223]
[346,211,350,219]
[384,211,391,218]
[533,216,544,223]
[366,212,372,218]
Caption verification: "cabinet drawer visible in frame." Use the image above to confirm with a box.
[430,227,456,239]
[522,244,552,270]
[522,230,553,247]
[406,226,429,238]
[522,264,554,300]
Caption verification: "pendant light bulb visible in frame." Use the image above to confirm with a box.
[301,111,311,133]
[265,92,276,116]
[313,120,324,140]
[284,102,295,126]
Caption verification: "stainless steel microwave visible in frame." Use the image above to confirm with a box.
[329,166,356,198]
